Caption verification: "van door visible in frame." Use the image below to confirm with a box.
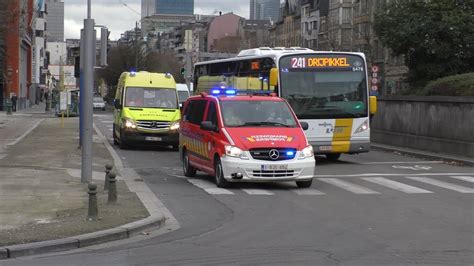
[202,99,219,171]
[182,99,213,174]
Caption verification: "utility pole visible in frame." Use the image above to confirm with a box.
[184,30,193,90]
[81,0,95,184]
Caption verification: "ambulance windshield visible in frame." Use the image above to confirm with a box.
[125,87,178,109]
[220,100,298,128]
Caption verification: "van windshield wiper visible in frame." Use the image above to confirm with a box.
[234,122,292,127]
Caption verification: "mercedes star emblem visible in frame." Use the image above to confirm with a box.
[269,149,280,160]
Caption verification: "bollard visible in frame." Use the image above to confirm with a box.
[87,182,98,220]
[104,163,113,191]
[5,100,12,115]
[108,172,117,204]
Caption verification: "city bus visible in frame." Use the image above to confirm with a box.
[193,47,377,160]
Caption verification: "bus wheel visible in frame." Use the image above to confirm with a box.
[296,179,313,188]
[326,153,341,161]
[183,150,196,177]
[215,158,230,188]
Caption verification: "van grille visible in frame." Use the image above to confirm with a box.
[249,148,297,161]
[251,170,296,178]
[136,120,170,130]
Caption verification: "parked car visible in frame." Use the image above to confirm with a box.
[93,97,106,111]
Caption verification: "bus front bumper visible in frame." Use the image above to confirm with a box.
[310,140,370,154]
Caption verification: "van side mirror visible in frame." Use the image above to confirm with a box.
[113,99,122,109]
[269,68,278,87]
[300,121,309,131]
[200,121,217,132]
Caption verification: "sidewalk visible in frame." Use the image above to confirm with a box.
[0,115,151,252]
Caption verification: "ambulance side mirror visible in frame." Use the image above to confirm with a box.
[200,121,217,132]
[300,121,309,131]
[113,99,122,109]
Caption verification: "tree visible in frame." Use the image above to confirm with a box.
[374,0,474,88]
[96,44,183,99]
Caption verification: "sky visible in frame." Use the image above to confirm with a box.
[65,0,250,40]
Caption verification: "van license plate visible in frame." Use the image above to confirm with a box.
[262,164,288,171]
[146,137,162,141]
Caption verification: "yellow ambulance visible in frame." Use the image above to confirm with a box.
[113,71,180,149]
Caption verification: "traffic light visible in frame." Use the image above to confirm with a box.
[180,67,185,77]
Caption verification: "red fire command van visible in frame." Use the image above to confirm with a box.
[179,89,315,188]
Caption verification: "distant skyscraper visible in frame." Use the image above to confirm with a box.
[155,0,194,15]
[250,0,280,22]
[141,0,156,18]
[45,0,64,42]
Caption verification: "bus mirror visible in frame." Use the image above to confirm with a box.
[269,68,278,87]
[369,96,377,115]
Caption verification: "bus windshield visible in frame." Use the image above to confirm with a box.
[279,54,368,119]
[220,100,298,128]
[125,87,178,109]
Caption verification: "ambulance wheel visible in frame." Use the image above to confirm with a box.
[326,153,341,161]
[296,179,313,188]
[119,128,128,150]
[183,150,196,177]
[214,158,230,188]
[113,124,118,145]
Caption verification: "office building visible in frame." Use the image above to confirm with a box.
[45,0,64,42]
[250,0,280,23]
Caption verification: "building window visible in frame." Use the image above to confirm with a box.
[342,8,352,23]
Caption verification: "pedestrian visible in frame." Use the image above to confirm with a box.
[11,94,17,112]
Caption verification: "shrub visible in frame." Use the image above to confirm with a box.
[420,73,474,96]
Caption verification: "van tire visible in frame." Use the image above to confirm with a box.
[296,179,313,188]
[119,128,127,150]
[215,158,230,188]
[326,153,341,161]
[113,124,118,145]
[183,150,196,177]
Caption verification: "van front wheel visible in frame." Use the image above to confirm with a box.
[296,179,313,188]
[119,128,128,150]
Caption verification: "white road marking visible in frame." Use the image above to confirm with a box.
[314,173,473,178]
[406,176,474,193]
[318,178,380,194]
[242,189,274,195]
[100,120,114,123]
[392,165,432,171]
[359,161,444,165]
[362,177,433,194]
[187,179,234,195]
[292,188,325,195]
[449,176,474,183]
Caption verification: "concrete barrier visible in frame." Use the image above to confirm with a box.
[371,96,474,158]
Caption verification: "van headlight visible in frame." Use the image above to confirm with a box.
[124,118,137,129]
[354,119,369,134]
[170,121,180,130]
[225,145,249,160]
[298,145,314,159]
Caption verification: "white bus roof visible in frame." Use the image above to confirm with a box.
[194,48,366,66]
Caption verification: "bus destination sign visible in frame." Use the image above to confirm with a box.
[288,55,364,72]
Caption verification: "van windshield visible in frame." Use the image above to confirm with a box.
[125,87,178,109]
[178,91,190,103]
[220,100,298,128]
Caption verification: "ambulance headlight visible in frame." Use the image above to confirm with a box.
[225,145,249,160]
[354,119,369,134]
[298,145,314,159]
[124,118,137,129]
[170,121,180,130]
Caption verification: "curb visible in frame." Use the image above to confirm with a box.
[2,214,166,259]
[371,143,474,167]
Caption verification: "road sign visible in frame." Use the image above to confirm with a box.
[372,72,378,78]
[371,65,379,73]
[371,78,378,84]
[371,85,378,91]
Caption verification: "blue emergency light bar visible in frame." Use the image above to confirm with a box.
[210,89,275,96]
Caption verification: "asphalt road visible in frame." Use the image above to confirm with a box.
[4,111,473,266]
